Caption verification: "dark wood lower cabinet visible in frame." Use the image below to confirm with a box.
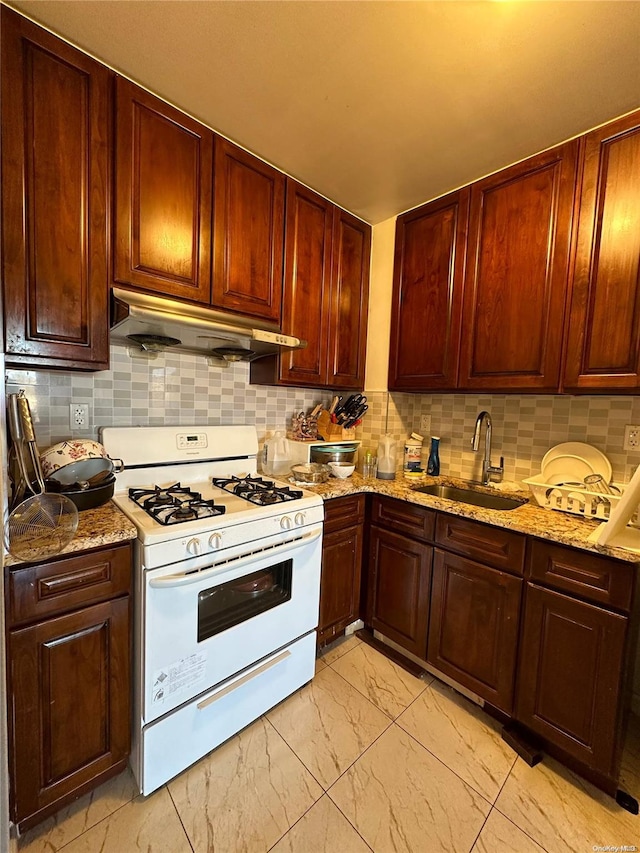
[516,583,628,776]
[428,549,522,712]
[369,525,432,659]
[6,543,132,830]
[318,496,365,645]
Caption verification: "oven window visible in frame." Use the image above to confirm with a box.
[197,559,293,642]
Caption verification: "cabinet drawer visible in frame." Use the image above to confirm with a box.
[526,539,634,612]
[8,544,132,628]
[324,495,365,534]
[371,496,435,543]
[435,513,525,575]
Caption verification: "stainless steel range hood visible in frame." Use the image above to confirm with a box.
[110,288,305,362]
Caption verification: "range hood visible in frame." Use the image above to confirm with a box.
[110,288,305,363]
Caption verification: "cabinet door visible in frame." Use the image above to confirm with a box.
[10,598,130,827]
[1,7,110,370]
[278,180,333,386]
[428,549,522,712]
[388,188,469,391]
[327,208,371,389]
[516,584,627,776]
[114,77,213,303]
[459,141,578,391]
[564,111,640,391]
[212,138,285,322]
[319,523,363,645]
[369,526,432,659]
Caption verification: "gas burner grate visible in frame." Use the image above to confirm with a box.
[212,475,303,506]
[128,483,226,525]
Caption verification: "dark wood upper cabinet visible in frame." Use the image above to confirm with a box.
[328,208,371,388]
[212,138,285,322]
[1,7,111,370]
[458,141,579,391]
[564,110,640,392]
[114,77,213,304]
[278,181,333,386]
[388,188,469,391]
[251,180,370,389]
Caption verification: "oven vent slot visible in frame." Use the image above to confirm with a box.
[208,534,306,571]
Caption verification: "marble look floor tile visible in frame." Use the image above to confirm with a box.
[270,794,372,853]
[17,768,138,852]
[314,656,327,674]
[330,642,427,719]
[328,724,490,853]
[397,680,516,802]
[472,809,546,853]
[168,716,322,853]
[266,666,390,788]
[56,787,190,853]
[319,633,361,666]
[496,756,640,853]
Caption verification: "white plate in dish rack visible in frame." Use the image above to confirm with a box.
[541,442,612,484]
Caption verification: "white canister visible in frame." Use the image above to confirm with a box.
[404,432,423,473]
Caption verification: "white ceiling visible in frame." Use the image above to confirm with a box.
[8,1,640,224]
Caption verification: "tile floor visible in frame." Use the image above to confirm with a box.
[16,634,640,853]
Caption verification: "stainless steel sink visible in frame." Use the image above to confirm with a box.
[412,484,527,511]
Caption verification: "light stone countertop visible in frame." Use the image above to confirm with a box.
[301,472,640,564]
[5,500,138,568]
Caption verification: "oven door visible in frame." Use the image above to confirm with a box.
[142,525,322,723]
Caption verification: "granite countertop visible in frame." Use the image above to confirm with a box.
[5,500,138,568]
[303,472,640,564]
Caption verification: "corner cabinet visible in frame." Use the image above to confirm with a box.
[251,181,371,389]
[114,77,214,304]
[1,7,111,370]
[6,544,132,831]
[388,188,469,391]
[563,110,640,392]
[212,138,285,322]
[458,141,579,391]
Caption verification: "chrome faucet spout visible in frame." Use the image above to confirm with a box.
[472,411,503,485]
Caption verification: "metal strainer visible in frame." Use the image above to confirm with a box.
[7,493,79,561]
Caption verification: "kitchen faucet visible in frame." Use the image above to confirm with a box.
[472,411,504,485]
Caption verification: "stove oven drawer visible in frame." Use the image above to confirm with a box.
[136,631,315,795]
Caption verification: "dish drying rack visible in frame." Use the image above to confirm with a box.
[523,474,640,527]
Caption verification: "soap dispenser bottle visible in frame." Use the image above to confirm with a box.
[427,436,440,476]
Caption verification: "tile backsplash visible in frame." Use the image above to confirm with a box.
[357,391,640,486]
[6,345,640,486]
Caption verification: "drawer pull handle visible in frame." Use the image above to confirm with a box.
[196,650,291,710]
[39,564,110,598]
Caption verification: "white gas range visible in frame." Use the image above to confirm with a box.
[101,425,324,795]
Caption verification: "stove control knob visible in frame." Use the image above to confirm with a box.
[280,515,292,530]
[208,532,223,549]
[186,537,201,556]
[294,512,306,526]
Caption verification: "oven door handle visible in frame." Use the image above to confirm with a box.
[196,649,291,711]
[148,527,322,588]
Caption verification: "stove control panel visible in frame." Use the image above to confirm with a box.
[176,433,208,450]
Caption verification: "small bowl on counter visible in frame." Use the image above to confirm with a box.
[290,463,330,484]
[328,462,355,479]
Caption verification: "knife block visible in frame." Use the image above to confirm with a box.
[316,411,356,441]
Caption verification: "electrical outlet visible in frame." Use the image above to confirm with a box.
[70,403,89,430]
[420,415,430,434]
[623,424,640,450]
